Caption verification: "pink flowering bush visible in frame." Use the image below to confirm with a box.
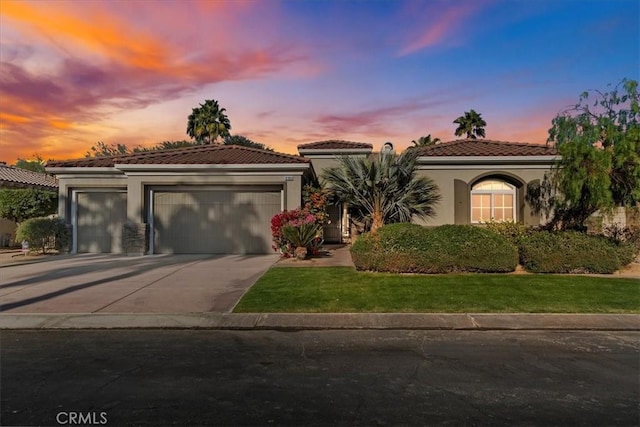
[271,208,322,257]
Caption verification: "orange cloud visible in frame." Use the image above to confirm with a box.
[398,3,483,56]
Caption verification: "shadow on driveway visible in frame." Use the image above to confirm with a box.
[0,254,277,314]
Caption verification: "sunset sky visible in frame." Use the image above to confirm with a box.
[1,0,638,163]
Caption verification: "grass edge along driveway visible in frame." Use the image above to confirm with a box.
[234,267,640,314]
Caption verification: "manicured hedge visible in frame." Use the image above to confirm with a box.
[351,223,518,273]
[16,217,70,254]
[518,231,629,274]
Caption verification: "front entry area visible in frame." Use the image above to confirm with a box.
[151,187,282,254]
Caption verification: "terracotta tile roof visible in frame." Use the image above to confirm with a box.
[414,139,557,157]
[297,140,373,150]
[0,164,58,189]
[46,145,310,168]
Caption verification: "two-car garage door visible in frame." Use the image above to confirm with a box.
[152,188,281,254]
[74,187,281,254]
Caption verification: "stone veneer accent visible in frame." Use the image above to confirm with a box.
[122,223,148,255]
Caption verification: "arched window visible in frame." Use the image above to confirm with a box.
[471,179,516,223]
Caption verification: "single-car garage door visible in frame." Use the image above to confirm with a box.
[152,187,281,254]
[76,191,127,253]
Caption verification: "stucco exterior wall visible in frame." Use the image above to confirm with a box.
[415,166,551,226]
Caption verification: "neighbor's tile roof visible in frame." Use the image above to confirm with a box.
[46,145,310,168]
[297,140,373,150]
[0,164,58,189]
[415,139,557,157]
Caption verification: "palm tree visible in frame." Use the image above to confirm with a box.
[323,150,441,233]
[411,134,441,147]
[186,99,231,144]
[453,109,487,139]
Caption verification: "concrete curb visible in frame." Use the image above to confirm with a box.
[1,313,638,331]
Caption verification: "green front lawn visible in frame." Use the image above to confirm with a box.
[234,267,640,313]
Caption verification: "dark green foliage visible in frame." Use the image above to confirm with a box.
[0,189,57,223]
[484,221,537,246]
[186,99,231,144]
[453,109,487,139]
[16,217,70,254]
[222,135,273,151]
[14,155,46,172]
[519,231,628,274]
[323,150,441,232]
[351,223,518,273]
[529,79,640,230]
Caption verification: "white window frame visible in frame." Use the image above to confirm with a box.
[470,180,516,223]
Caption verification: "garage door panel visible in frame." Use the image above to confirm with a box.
[77,192,127,253]
[153,189,280,254]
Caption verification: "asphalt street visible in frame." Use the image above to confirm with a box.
[1,330,639,426]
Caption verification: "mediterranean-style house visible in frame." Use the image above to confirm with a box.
[45,139,558,255]
[0,163,59,247]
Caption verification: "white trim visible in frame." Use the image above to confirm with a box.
[417,155,558,165]
[46,167,121,174]
[298,149,372,156]
[148,189,155,254]
[115,163,309,172]
[418,164,554,170]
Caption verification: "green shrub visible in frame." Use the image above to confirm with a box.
[484,220,536,245]
[351,223,518,273]
[15,217,70,254]
[519,231,626,274]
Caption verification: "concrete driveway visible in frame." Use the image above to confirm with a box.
[0,254,278,314]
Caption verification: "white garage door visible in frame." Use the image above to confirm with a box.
[152,187,281,254]
[76,191,127,253]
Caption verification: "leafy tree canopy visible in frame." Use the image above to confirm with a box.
[323,150,441,233]
[0,189,57,223]
[453,109,487,139]
[186,99,231,144]
[85,140,199,157]
[222,135,273,151]
[527,78,640,230]
[14,155,47,173]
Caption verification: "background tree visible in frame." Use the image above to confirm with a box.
[222,135,273,151]
[186,99,231,144]
[453,109,487,139]
[85,141,133,157]
[85,141,200,157]
[526,78,640,230]
[14,155,46,173]
[323,150,441,233]
[411,134,441,147]
[0,189,57,223]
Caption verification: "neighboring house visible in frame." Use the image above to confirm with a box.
[298,139,558,239]
[46,139,558,255]
[46,145,313,255]
[0,163,59,247]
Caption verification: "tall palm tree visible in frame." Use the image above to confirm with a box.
[411,134,441,147]
[323,150,441,233]
[186,99,231,144]
[453,109,487,139]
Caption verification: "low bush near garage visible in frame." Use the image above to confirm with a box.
[518,231,631,274]
[15,217,70,254]
[351,223,518,273]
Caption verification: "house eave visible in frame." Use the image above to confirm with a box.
[417,155,558,165]
[298,148,373,156]
[114,163,310,172]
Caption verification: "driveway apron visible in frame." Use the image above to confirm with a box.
[0,254,278,314]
